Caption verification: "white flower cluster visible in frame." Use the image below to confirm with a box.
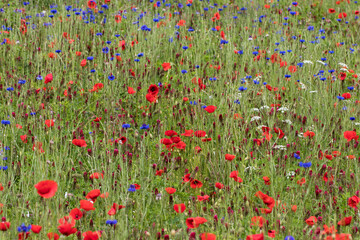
[250,116,261,122]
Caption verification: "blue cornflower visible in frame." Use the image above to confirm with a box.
[237,50,243,54]
[181,70,188,74]
[238,86,247,91]
[102,47,109,54]
[140,124,149,130]
[285,236,295,240]
[96,32,103,36]
[128,184,136,192]
[182,46,189,50]
[108,75,115,81]
[2,166,8,170]
[299,162,312,168]
[18,80,26,84]
[285,74,291,78]
[106,220,118,226]
[90,69,96,73]
[337,96,345,100]
[87,56,94,61]
[137,53,144,57]
[350,117,356,121]
[17,223,31,233]
[3,157,7,161]
[252,51,259,56]
[134,59,140,62]
[6,87,14,91]
[36,75,43,80]
[1,120,10,125]
[55,49,61,53]
[293,153,301,159]
[122,124,131,129]
[348,86,354,90]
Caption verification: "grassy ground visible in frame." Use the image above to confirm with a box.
[0,0,360,239]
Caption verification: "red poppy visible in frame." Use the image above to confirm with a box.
[338,12,347,18]
[204,105,217,113]
[0,221,10,231]
[342,92,351,99]
[165,130,178,136]
[69,208,83,220]
[80,200,95,211]
[83,231,101,240]
[254,191,275,209]
[250,216,265,227]
[155,170,164,176]
[288,65,297,73]
[128,87,136,94]
[263,176,271,185]
[72,139,87,147]
[197,195,209,202]
[174,203,186,213]
[175,141,186,149]
[177,19,186,26]
[58,216,75,227]
[171,136,181,143]
[115,15,122,23]
[190,179,203,189]
[348,195,360,209]
[200,233,216,240]
[20,135,27,143]
[185,217,207,229]
[246,233,264,240]
[148,84,159,96]
[339,72,347,80]
[89,172,103,179]
[58,223,77,236]
[87,0,97,9]
[225,154,236,161]
[273,128,284,138]
[165,187,176,194]
[264,4,270,9]
[160,138,173,145]
[34,180,58,198]
[44,74,53,84]
[45,119,54,127]
[304,130,315,138]
[215,182,224,189]
[305,216,317,226]
[31,225,42,234]
[181,129,193,137]
[47,232,60,240]
[108,203,125,215]
[194,130,206,137]
[328,8,336,13]
[338,216,352,226]
[162,62,171,71]
[80,59,87,67]
[146,93,157,103]
[344,131,359,142]
[229,171,243,183]
[297,177,306,186]
[86,189,101,201]
[182,174,192,183]
[268,230,276,238]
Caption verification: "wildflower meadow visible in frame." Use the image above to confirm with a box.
[1,0,360,239]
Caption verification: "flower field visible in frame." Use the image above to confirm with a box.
[1,0,360,239]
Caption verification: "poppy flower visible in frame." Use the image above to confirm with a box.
[338,12,347,18]
[181,129,194,137]
[342,92,351,99]
[45,119,54,127]
[215,182,224,189]
[185,217,207,229]
[115,15,122,23]
[148,84,159,96]
[0,221,10,231]
[162,62,171,71]
[58,223,77,236]
[128,87,136,94]
[329,8,336,13]
[182,174,192,183]
[229,171,243,183]
[175,141,186,149]
[80,59,87,67]
[348,195,360,209]
[291,205,297,212]
[160,138,173,145]
[304,130,315,138]
[174,203,186,213]
[69,208,83,220]
[165,187,176,194]
[201,233,216,240]
[155,170,164,176]
[165,130,178,137]
[250,216,265,227]
[246,233,264,240]
[20,135,27,143]
[108,203,125,215]
[87,0,97,8]
[44,74,53,84]
[263,176,271,185]
[225,154,236,161]
[58,216,75,227]
[146,93,157,103]
[86,189,101,201]
[83,231,101,240]
[80,200,95,211]
[194,130,206,137]
[338,216,352,226]
[197,195,209,202]
[31,225,42,234]
[47,232,60,240]
[344,131,359,142]
[204,105,217,113]
[305,216,317,226]
[34,180,58,198]
[254,191,275,209]
[297,177,306,186]
[190,179,203,189]
[89,172,103,180]
[72,139,87,147]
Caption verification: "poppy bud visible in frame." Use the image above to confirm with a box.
[89,219,93,227]
[76,231,81,240]
[189,232,196,240]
